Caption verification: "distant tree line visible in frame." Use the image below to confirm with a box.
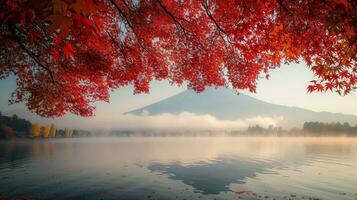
[110,122,357,137]
[245,122,357,136]
[246,125,284,135]
[2,112,357,138]
[0,112,92,139]
[303,122,357,135]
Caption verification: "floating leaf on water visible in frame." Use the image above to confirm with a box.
[116,184,125,190]
[233,190,255,197]
[15,196,39,200]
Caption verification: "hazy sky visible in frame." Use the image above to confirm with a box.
[1,62,357,118]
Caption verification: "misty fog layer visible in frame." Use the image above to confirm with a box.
[57,111,284,130]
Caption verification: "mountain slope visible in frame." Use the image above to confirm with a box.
[125,87,357,128]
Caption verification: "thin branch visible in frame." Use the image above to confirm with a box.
[277,0,292,15]
[242,0,254,14]
[109,0,148,51]
[8,24,56,84]
[155,0,190,40]
[201,1,232,43]
[34,20,53,42]
[109,0,139,39]
[122,0,136,13]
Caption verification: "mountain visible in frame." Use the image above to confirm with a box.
[125,87,357,128]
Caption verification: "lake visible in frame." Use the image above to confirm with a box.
[0,137,357,200]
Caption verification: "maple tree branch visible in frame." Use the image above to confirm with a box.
[122,0,136,13]
[242,0,254,13]
[155,0,191,40]
[107,31,119,46]
[34,21,53,42]
[110,0,135,33]
[109,0,148,51]
[277,0,292,15]
[8,24,56,84]
[201,2,226,35]
[201,1,232,44]
[14,24,52,49]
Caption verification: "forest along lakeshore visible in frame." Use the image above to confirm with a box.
[0,113,91,139]
[2,113,357,139]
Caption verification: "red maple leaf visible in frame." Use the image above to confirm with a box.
[63,42,74,59]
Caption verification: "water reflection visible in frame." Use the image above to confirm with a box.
[148,156,272,194]
[0,141,58,168]
[0,142,32,169]
[0,137,356,200]
[303,138,353,155]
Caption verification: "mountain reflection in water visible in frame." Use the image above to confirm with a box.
[0,137,356,200]
[148,157,273,194]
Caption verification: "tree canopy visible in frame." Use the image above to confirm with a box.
[0,0,356,117]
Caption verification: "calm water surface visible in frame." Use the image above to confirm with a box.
[0,137,357,200]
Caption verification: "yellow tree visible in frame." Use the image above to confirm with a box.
[30,123,41,137]
[43,125,51,138]
[49,124,57,137]
[65,128,73,138]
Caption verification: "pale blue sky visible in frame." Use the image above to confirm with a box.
[1,62,357,118]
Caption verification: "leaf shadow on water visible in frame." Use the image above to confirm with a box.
[147,156,276,195]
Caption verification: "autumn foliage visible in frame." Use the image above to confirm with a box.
[0,0,356,117]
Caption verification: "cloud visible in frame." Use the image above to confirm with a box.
[79,111,284,130]
[4,108,283,131]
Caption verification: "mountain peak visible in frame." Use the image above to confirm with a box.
[125,87,357,128]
